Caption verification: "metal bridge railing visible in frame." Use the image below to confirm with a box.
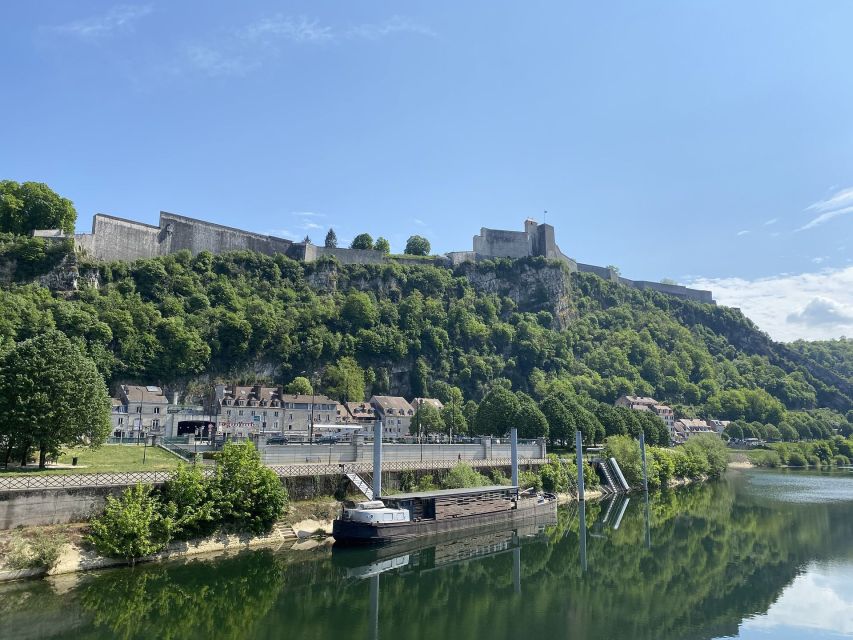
[0,457,548,492]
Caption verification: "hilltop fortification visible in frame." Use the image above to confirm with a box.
[66,211,713,303]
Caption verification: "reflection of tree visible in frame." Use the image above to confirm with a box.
[6,478,853,640]
[77,551,285,640]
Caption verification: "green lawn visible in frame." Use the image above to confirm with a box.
[1,444,182,474]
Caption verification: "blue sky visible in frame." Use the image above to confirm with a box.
[2,1,853,340]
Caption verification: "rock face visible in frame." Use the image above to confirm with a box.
[38,255,100,292]
[456,260,575,329]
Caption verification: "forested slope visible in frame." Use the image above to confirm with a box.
[1,235,850,436]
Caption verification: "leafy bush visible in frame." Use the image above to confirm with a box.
[832,454,850,466]
[441,463,491,489]
[748,450,782,468]
[683,435,728,478]
[540,454,570,493]
[214,442,288,535]
[87,484,176,563]
[650,448,675,487]
[5,531,67,571]
[519,469,543,491]
[787,451,807,467]
[604,435,645,487]
[161,464,219,540]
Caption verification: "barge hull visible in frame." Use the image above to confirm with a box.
[333,499,556,545]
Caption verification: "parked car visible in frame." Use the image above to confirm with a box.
[266,436,289,445]
[315,435,339,444]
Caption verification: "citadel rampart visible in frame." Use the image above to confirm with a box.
[68,211,713,303]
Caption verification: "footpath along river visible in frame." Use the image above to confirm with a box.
[2,467,853,640]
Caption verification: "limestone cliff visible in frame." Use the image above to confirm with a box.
[454,259,576,329]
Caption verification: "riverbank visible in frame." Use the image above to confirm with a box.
[0,496,347,583]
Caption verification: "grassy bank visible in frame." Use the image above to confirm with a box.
[1,445,182,475]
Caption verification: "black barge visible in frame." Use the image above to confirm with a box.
[332,485,557,545]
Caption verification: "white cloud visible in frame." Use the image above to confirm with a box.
[736,230,750,236]
[302,222,323,230]
[48,5,152,40]
[413,218,427,227]
[689,266,853,341]
[347,16,436,40]
[799,186,853,230]
[292,211,325,218]
[787,297,853,327]
[241,16,333,45]
[812,256,828,264]
[764,218,778,225]
[183,15,435,76]
[741,564,853,636]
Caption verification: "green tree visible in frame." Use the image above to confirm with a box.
[87,484,176,563]
[213,442,287,534]
[0,330,110,468]
[341,291,378,329]
[541,394,571,444]
[284,376,313,395]
[404,235,431,256]
[474,387,520,436]
[350,233,374,250]
[374,237,391,254]
[515,392,549,439]
[323,356,366,402]
[324,228,338,248]
[0,180,77,235]
[440,402,468,437]
[413,402,443,438]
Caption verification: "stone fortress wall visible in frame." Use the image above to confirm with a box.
[69,211,713,303]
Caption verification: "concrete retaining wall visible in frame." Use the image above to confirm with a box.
[0,486,124,529]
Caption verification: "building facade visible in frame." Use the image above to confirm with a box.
[111,385,169,438]
[213,385,337,439]
[614,395,675,432]
[370,396,415,439]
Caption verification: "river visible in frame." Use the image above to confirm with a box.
[2,468,853,640]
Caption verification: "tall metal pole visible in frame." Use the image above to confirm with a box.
[373,418,383,499]
[575,430,585,501]
[639,431,649,493]
[579,499,588,573]
[510,427,519,487]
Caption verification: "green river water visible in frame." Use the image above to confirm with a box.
[3,468,853,640]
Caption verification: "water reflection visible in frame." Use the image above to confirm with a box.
[2,470,853,640]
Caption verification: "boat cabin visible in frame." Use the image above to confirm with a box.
[382,485,519,521]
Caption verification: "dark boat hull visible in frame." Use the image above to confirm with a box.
[332,496,557,545]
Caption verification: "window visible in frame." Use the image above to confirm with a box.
[152,419,159,428]
[136,406,142,414]
[227,409,232,416]
[238,410,244,416]
[274,411,279,417]
[153,407,160,414]
[118,418,124,425]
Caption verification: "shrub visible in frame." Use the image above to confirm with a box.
[441,463,491,489]
[519,470,543,492]
[161,464,219,540]
[787,451,807,467]
[748,450,782,468]
[87,484,175,563]
[650,448,675,488]
[683,435,728,478]
[832,454,850,467]
[5,531,67,571]
[489,468,512,486]
[604,435,644,488]
[540,454,570,493]
[214,442,288,535]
